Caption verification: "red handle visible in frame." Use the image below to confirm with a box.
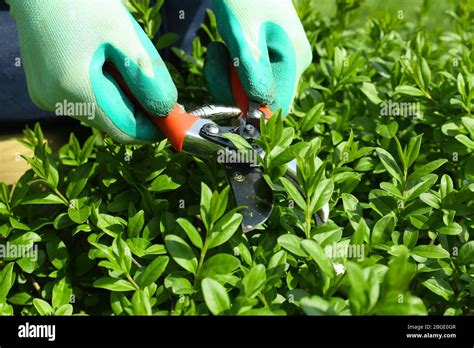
[151,106,198,152]
[104,62,198,152]
[230,65,272,120]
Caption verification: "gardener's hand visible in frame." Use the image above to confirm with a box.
[205,0,312,115]
[8,0,177,143]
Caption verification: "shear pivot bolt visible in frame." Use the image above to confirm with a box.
[244,124,255,135]
[205,124,219,135]
[233,172,245,182]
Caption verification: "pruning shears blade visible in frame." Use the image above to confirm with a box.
[224,164,273,233]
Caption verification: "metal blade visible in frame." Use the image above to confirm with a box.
[224,164,273,233]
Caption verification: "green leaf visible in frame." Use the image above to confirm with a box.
[201,254,241,279]
[164,276,195,295]
[376,122,398,139]
[93,277,136,291]
[421,276,454,301]
[457,241,474,265]
[138,256,169,288]
[420,192,441,209]
[0,262,15,302]
[9,231,41,249]
[420,58,431,87]
[300,296,338,315]
[410,159,447,181]
[156,32,180,49]
[33,299,54,316]
[455,134,474,149]
[440,174,454,199]
[309,179,334,214]
[223,133,254,151]
[280,177,306,210]
[176,218,203,249]
[201,278,231,315]
[241,264,266,298]
[437,222,462,236]
[79,134,97,163]
[457,73,466,99]
[200,183,214,231]
[9,217,29,231]
[16,250,45,274]
[369,190,398,217]
[53,213,74,230]
[266,250,287,286]
[405,134,423,168]
[149,174,182,192]
[210,186,230,223]
[360,82,382,104]
[346,262,369,315]
[66,163,95,199]
[21,192,66,205]
[395,85,424,96]
[277,234,308,257]
[334,47,345,77]
[131,290,152,315]
[112,234,132,274]
[411,245,450,259]
[8,292,33,306]
[97,214,126,237]
[68,205,91,224]
[164,234,198,274]
[46,235,69,270]
[371,215,395,244]
[374,293,427,315]
[404,174,438,202]
[380,182,403,198]
[403,229,419,249]
[301,239,335,278]
[0,303,13,315]
[55,304,73,316]
[342,194,370,244]
[375,148,404,184]
[208,210,243,249]
[128,210,145,238]
[52,277,72,309]
[301,103,325,131]
[384,246,416,291]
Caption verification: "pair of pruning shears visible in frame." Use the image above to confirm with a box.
[107,64,329,232]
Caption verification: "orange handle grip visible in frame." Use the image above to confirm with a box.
[151,106,198,152]
[230,65,272,120]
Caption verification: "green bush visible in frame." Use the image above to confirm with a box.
[0,0,472,316]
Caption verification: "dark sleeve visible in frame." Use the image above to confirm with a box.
[0,0,8,11]
[0,9,55,122]
[161,0,213,53]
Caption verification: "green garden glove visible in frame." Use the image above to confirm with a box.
[8,0,177,143]
[205,0,312,115]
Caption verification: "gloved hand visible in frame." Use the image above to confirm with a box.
[7,0,177,143]
[205,0,312,116]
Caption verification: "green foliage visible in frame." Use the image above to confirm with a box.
[0,0,473,316]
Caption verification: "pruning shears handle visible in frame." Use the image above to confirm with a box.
[151,106,199,152]
[229,65,273,120]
